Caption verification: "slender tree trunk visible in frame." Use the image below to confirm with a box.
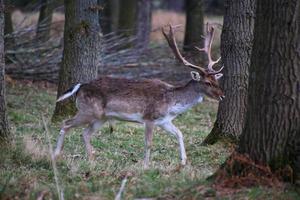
[238,0,300,175]
[118,0,137,37]
[4,0,14,63]
[183,0,204,64]
[52,0,101,121]
[109,0,119,32]
[36,0,54,42]
[0,0,10,142]
[98,0,111,34]
[98,0,120,34]
[202,0,256,145]
[136,0,151,50]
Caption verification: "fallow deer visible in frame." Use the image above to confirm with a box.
[53,24,224,168]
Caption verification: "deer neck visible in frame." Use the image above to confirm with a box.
[169,80,204,114]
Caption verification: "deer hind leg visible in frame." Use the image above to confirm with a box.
[53,112,92,159]
[82,120,105,160]
[143,122,155,169]
[159,122,187,166]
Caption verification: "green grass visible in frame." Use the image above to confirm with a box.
[0,82,299,200]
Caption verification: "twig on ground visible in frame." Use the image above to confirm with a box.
[115,176,128,200]
[42,116,64,200]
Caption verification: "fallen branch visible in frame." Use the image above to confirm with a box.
[42,116,64,200]
[115,176,128,200]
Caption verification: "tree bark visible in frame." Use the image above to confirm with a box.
[136,0,151,50]
[238,0,300,174]
[202,0,255,145]
[0,0,10,142]
[52,0,101,121]
[36,0,54,42]
[118,0,137,37]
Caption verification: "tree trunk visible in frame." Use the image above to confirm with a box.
[4,0,14,63]
[52,0,101,121]
[98,0,111,34]
[118,0,137,37]
[109,0,119,32]
[183,0,204,64]
[0,0,10,142]
[238,0,300,174]
[202,0,255,145]
[136,0,151,50]
[184,0,203,48]
[36,0,54,42]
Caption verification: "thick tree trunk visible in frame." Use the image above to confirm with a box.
[183,0,204,63]
[52,0,101,121]
[36,0,54,42]
[238,0,300,175]
[118,0,137,37]
[136,0,151,50]
[0,0,10,142]
[202,0,255,145]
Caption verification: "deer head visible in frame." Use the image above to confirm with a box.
[162,24,225,101]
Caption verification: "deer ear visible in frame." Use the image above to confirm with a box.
[215,73,223,80]
[191,71,201,81]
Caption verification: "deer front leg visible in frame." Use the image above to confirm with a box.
[144,122,154,169]
[83,120,104,160]
[159,122,187,166]
[53,113,89,160]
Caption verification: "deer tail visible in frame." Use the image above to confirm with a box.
[56,83,82,102]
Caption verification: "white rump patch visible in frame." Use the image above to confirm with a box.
[56,83,81,102]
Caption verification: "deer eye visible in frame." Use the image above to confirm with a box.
[205,81,212,86]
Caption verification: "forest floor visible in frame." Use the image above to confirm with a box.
[0,81,299,200]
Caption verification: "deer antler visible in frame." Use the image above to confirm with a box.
[195,23,222,74]
[162,23,223,76]
[162,24,207,76]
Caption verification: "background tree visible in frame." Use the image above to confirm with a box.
[202,0,256,145]
[36,0,54,42]
[98,0,120,34]
[162,0,184,12]
[183,0,204,63]
[98,0,111,34]
[109,0,119,32]
[136,0,152,50]
[238,0,300,175]
[118,0,137,37]
[203,0,224,15]
[0,0,10,142]
[4,0,14,63]
[117,0,151,50]
[52,0,101,120]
